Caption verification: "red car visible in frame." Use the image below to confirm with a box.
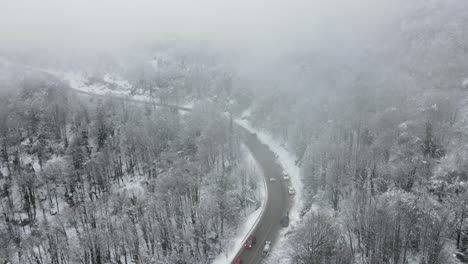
[244,235,256,249]
[233,258,242,264]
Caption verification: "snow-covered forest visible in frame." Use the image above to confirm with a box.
[243,1,468,263]
[2,0,468,263]
[0,63,264,263]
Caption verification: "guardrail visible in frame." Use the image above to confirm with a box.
[229,128,270,263]
[69,85,270,264]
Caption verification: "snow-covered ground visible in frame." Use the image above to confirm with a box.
[235,108,304,264]
[212,144,267,264]
[181,100,194,109]
[63,71,158,103]
[462,77,468,89]
[62,71,135,97]
[118,176,145,197]
[45,70,194,107]
[0,166,8,177]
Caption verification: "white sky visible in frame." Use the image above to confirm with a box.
[0,0,401,56]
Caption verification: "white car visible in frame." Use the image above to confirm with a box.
[269,178,276,182]
[263,240,272,256]
[288,186,295,195]
[283,173,290,181]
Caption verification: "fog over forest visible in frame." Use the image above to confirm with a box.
[1,1,468,264]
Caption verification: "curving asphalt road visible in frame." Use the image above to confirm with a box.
[233,126,292,264]
[65,80,291,264]
[70,87,192,112]
[36,68,192,112]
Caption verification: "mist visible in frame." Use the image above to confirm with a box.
[0,0,402,60]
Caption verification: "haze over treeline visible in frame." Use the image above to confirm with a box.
[0,0,402,63]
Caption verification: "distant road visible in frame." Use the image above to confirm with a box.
[36,68,193,112]
[70,87,192,112]
[68,83,291,264]
[233,127,291,264]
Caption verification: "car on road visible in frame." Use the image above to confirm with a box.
[269,177,276,182]
[263,240,272,256]
[283,173,290,181]
[288,186,295,195]
[233,257,242,264]
[244,235,256,249]
[281,214,290,227]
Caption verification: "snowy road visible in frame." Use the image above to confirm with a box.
[69,87,192,112]
[67,83,291,264]
[233,127,292,264]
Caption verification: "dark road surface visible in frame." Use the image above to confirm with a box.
[66,81,291,264]
[233,126,292,264]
